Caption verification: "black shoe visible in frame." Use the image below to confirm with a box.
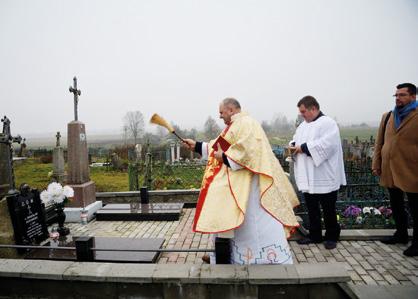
[403,245,418,257]
[296,237,322,245]
[381,235,408,245]
[324,241,337,250]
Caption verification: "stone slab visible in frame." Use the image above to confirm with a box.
[63,262,112,282]
[25,236,165,263]
[351,285,418,299]
[106,263,156,283]
[295,263,350,284]
[20,259,73,280]
[248,265,299,285]
[0,258,29,277]
[64,200,102,223]
[96,203,183,221]
[152,263,193,283]
[199,264,248,284]
[67,180,96,208]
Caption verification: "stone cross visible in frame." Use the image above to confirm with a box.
[0,116,21,196]
[69,77,81,121]
[56,131,61,147]
[2,116,11,136]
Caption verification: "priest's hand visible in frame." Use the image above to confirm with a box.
[183,139,196,151]
[214,143,223,162]
[289,146,303,155]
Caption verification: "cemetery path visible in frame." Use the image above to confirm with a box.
[67,208,418,286]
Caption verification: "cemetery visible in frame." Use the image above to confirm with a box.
[1,78,417,299]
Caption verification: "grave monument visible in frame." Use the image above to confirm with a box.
[52,132,65,183]
[65,77,102,221]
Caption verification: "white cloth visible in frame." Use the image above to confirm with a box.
[291,116,346,194]
[201,142,293,265]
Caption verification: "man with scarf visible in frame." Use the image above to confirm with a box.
[184,98,299,264]
[373,83,418,257]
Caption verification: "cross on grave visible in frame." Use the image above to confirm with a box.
[0,116,22,195]
[56,131,61,147]
[69,77,81,121]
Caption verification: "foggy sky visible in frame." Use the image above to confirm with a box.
[1,0,417,138]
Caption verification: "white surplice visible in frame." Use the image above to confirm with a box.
[291,115,346,194]
[200,143,293,265]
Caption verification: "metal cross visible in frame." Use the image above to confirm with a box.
[56,131,61,147]
[69,77,81,121]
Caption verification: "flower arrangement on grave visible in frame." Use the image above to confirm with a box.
[339,204,394,229]
[40,182,74,236]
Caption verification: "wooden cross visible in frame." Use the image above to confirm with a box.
[69,77,81,121]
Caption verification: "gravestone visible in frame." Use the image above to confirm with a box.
[135,143,142,162]
[111,152,121,170]
[2,185,48,256]
[52,132,65,183]
[18,138,27,157]
[0,116,21,198]
[67,77,96,208]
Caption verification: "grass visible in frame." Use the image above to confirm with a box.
[14,158,129,192]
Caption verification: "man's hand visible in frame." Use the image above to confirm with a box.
[183,139,196,151]
[214,143,223,162]
[372,169,381,176]
[289,146,303,155]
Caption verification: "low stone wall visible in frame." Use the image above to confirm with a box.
[0,259,351,298]
[96,189,199,205]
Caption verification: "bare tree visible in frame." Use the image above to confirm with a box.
[123,111,145,145]
[203,116,221,140]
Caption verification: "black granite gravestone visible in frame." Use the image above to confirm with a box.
[6,185,49,253]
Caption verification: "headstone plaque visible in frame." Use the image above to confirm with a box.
[6,185,48,252]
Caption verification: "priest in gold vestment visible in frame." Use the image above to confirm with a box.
[184,98,299,264]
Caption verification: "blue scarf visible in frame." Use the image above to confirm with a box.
[393,100,417,129]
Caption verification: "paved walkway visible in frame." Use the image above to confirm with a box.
[66,208,418,286]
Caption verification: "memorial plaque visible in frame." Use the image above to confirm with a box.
[6,187,48,252]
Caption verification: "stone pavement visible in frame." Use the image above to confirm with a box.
[66,208,418,287]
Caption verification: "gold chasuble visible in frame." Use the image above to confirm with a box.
[193,112,300,238]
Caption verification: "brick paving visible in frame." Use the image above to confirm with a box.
[67,208,418,286]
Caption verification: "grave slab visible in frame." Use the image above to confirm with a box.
[96,203,184,221]
[25,236,164,263]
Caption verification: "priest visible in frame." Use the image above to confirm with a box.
[184,98,299,264]
[290,95,346,250]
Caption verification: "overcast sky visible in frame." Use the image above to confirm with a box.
[1,0,417,138]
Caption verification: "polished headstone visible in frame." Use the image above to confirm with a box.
[5,186,48,253]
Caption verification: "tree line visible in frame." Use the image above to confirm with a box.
[122,111,297,146]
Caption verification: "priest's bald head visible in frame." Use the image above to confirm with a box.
[219,98,241,125]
